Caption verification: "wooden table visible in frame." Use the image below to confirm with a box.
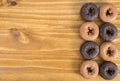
[0,0,120,81]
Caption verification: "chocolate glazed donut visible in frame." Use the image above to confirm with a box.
[100,22,117,41]
[80,41,99,60]
[80,3,99,21]
[99,61,118,80]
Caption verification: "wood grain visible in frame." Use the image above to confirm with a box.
[0,0,120,81]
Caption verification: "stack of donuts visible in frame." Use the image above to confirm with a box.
[79,3,118,80]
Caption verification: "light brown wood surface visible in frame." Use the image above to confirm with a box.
[0,0,120,81]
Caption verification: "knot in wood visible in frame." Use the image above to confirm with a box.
[10,28,30,44]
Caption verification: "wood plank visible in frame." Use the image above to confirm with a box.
[0,0,120,81]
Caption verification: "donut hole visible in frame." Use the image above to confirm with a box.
[106,8,113,17]
[87,67,93,74]
[87,48,95,55]
[107,47,114,57]
[88,27,94,35]
[87,7,94,16]
[106,68,115,76]
[106,29,114,36]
